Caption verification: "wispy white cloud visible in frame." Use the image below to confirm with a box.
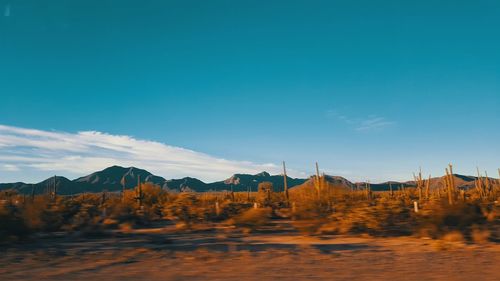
[0,124,286,182]
[355,116,395,131]
[0,164,19,172]
[326,110,395,132]
[4,4,10,17]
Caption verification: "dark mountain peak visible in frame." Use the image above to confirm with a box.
[323,175,350,181]
[166,176,205,183]
[449,174,476,182]
[72,165,165,192]
[290,174,353,192]
[103,165,128,172]
[312,174,354,188]
[255,171,271,177]
[87,166,152,178]
[213,171,306,192]
[224,174,241,185]
[164,177,207,192]
[124,166,153,177]
[223,171,272,185]
[38,176,72,185]
[382,181,403,184]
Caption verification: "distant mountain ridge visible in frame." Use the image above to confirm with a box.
[0,165,495,195]
[0,165,307,195]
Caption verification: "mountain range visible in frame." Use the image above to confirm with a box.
[0,166,307,195]
[0,165,495,195]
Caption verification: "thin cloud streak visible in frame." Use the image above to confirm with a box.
[326,110,396,131]
[0,164,19,172]
[0,124,286,182]
[355,116,395,131]
[4,4,10,17]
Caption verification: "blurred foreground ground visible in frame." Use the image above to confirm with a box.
[1,221,499,281]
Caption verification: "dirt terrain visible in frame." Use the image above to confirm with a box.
[1,221,499,281]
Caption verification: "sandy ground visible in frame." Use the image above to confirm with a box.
[1,223,499,281]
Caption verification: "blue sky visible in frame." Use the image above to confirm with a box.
[1,1,499,183]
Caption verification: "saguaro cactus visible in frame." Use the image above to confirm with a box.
[120,175,126,202]
[413,170,424,202]
[425,175,431,200]
[484,171,491,198]
[498,168,500,190]
[315,162,321,196]
[283,161,289,206]
[475,167,485,199]
[51,175,57,201]
[215,201,221,216]
[247,186,251,202]
[135,175,144,208]
[230,184,235,201]
[444,165,455,205]
[31,184,35,201]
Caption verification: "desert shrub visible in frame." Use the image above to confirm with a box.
[416,202,489,241]
[164,193,206,227]
[257,182,274,206]
[322,199,415,236]
[106,199,161,227]
[108,201,136,222]
[227,207,271,232]
[255,182,288,209]
[139,183,169,206]
[290,184,350,220]
[38,204,65,232]
[58,199,85,225]
[217,201,253,220]
[471,225,491,243]
[64,204,103,234]
[0,204,31,241]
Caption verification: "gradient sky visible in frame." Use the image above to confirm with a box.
[1,1,499,183]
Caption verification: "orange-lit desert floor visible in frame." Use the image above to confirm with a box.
[1,222,499,281]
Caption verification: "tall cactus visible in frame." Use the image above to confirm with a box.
[283,161,289,206]
[425,175,431,200]
[31,184,35,202]
[230,184,235,201]
[52,175,57,201]
[247,186,251,201]
[314,162,322,198]
[484,171,491,198]
[413,170,424,202]
[445,166,454,205]
[120,175,126,202]
[498,168,500,191]
[135,175,144,208]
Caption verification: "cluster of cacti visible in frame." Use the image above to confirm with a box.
[475,167,498,200]
[413,169,431,201]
